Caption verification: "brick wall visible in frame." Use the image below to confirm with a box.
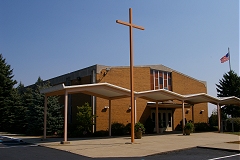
[171,71,208,129]
[95,67,151,131]
[64,66,209,132]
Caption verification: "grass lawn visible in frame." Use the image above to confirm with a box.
[224,132,240,136]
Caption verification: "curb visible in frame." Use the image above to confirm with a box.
[197,146,240,152]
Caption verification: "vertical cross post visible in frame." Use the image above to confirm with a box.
[116,8,144,143]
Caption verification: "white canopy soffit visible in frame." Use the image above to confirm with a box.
[136,89,184,102]
[40,83,240,105]
[40,83,132,100]
[136,89,240,106]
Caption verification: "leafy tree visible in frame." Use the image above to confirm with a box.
[0,54,17,131]
[76,102,95,135]
[209,109,218,126]
[216,70,240,117]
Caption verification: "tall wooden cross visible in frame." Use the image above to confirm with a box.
[116,8,144,143]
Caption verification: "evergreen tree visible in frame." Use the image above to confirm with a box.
[25,77,63,135]
[47,96,64,135]
[25,86,43,135]
[0,54,17,131]
[216,70,240,117]
[10,85,28,133]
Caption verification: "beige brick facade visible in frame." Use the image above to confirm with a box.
[94,67,208,131]
[47,64,208,132]
[171,71,208,130]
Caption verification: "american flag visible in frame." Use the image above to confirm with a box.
[220,53,229,63]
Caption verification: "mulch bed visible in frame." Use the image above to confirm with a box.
[226,141,240,144]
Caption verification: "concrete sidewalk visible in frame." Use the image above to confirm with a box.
[7,132,240,158]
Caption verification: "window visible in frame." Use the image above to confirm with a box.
[150,69,172,91]
[159,77,163,85]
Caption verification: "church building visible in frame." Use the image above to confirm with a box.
[45,64,208,132]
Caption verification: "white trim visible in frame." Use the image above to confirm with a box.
[208,153,240,160]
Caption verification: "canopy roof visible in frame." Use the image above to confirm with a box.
[40,83,240,106]
[40,83,131,100]
[137,89,240,106]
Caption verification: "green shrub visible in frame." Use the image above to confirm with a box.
[144,116,155,134]
[209,114,218,126]
[194,122,210,132]
[226,118,240,132]
[111,122,126,136]
[125,123,131,135]
[184,122,194,132]
[134,122,145,133]
[92,130,109,137]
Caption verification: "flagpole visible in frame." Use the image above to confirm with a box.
[228,47,231,71]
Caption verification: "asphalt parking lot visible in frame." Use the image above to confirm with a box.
[0,145,239,160]
[0,137,239,160]
[1,134,239,159]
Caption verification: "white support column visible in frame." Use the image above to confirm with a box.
[61,90,70,144]
[43,95,47,139]
[182,100,185,135]
[109,100,112,136]
[217,103,221,133]
[156,101,159,134]
[192,105,194,123]
[134,97,137,124]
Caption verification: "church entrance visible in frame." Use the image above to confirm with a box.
[151,109,173,132]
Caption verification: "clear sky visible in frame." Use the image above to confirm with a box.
[1,0,239,116]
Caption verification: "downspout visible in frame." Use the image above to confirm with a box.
[217,103,221,133]
[182,100,185,135]
[92,69,96,133]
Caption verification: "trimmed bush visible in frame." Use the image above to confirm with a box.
[194,122,210,132]
[134,122,145,133]
[144,116,155,134]
[92,130,109,137]
[125,123,131,135]
[111,122,126,136]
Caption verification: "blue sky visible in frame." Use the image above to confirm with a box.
[0,1,239,115]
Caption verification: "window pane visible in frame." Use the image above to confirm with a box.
[168,78,172,85]
[168,113,171,127]
[164,80,167,87]
[160,84,163,89]
[152,112,155,128]
[168,85,172,91]
[159,77,163,84]
[163,113,166,127]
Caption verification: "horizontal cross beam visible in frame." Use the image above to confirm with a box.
[116,20,144,30]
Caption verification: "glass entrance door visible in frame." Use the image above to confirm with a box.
[151,110,173,132]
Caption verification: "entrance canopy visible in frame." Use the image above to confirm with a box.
[136,89,240,106]
[41,83,240,105]
[41,83,131,100]
[40,83,240,143]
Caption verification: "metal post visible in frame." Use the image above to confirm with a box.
[217,103,221,133]
[156,101,159,133]
[134,97,137,124]
[182,101,185,135]
[192,105,194,123]
[43,95,47,139]
[109,100,112,136]
[61,90,70,144]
